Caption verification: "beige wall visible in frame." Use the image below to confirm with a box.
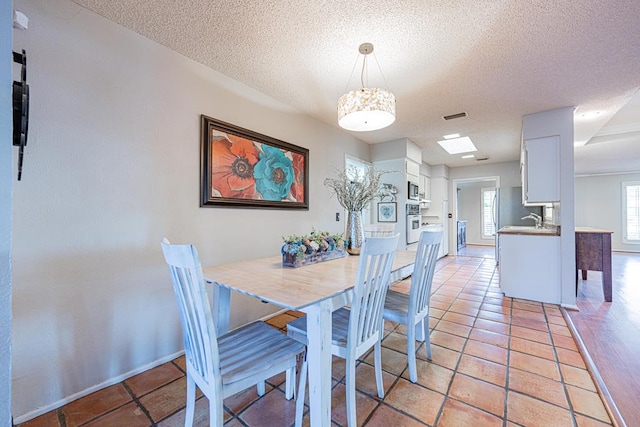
[575,172,640,252]
[1,1,13,424]
[12,0,369,420]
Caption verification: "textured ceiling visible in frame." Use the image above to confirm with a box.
[71,0,640,173]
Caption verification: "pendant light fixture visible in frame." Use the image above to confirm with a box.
[338,43,396,132]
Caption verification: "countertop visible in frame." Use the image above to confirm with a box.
[497,225,560,236]
[575,227,613,234]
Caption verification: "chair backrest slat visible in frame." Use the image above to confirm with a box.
[409,230,442,319]
[363,223,397,237]
[348,234,400,352]
[161,242,221,387]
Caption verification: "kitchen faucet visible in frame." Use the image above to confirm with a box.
[521,213,543,228]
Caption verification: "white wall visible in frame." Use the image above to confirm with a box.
[1,1,13,424]
[575,172,640,252]
[449,161,520,187]
[12,0,369,420]
[457,181,495,245]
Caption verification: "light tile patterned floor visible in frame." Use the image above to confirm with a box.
[18,254,613,426]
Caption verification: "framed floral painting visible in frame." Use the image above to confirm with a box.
[200,115,309,209]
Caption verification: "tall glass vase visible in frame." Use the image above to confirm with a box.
[346,210,364,255]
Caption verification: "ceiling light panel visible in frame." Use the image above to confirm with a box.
[437,136,477,154]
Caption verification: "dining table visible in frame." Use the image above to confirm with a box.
[203,249,417,427]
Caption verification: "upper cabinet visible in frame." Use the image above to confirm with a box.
[521,135,560,204]
[419,174,431,201]
[405,159,420,181]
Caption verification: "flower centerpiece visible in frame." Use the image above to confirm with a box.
[281,229,346,268]
[324,167,391,254]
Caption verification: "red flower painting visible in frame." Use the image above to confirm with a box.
[290,152,305,202]
[201,115,309,209]
[210,134,259,198]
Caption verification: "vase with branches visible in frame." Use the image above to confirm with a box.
[324,166,391,254]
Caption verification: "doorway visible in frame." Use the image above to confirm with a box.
[451,176,500,257]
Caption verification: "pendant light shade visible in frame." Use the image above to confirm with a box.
[338,43,396,132]
[338,88,396,131]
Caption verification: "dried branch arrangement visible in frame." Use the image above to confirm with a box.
[324,167,392,211]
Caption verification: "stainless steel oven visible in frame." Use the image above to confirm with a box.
[406,203,421,244]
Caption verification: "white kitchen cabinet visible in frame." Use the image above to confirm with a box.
[405,159,420,181]
[522,135,560,204]
[498,233,561,303]
[419,174,431,201]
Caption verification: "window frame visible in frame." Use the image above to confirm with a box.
[622,181,640,244]
[480,187,496,240]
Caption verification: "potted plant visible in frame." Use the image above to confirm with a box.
[281,230,345,267]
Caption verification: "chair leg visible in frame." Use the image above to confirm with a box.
[407,323,417,383]
[374,340,385,398]
[295,352,308,427]
[257,380,266,396]
[285,364,296,400]
[346,356,358,427]
[185,374,196,427]
[210,393,224,427]
[423,319,432,361]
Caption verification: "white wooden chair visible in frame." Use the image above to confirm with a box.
[363,223,396,237]
[161,239,307,427]
[383,229,442,383]
[286,234,400,427]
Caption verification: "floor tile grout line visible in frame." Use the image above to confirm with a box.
[543,303,580,427]
[56,408,67,427]
[119,381,157,427]
[432,257,492,426]
[383,256,495,425]
[502,276,513,427]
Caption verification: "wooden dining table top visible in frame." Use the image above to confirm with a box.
[202,250,417,311]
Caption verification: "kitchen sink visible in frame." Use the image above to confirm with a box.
[498,225,559,235]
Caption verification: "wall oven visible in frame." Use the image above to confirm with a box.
[406,203,421,244]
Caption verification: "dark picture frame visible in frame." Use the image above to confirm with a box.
[200,115,309,209]
[377,202,397,222]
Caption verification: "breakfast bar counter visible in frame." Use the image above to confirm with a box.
[575,227,613,302]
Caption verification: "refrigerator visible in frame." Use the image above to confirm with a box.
[493,186,543,260]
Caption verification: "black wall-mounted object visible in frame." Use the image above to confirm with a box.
[13,49,29,181]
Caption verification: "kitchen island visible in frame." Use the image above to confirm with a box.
[497,225,561,303]
[575,227,613,302]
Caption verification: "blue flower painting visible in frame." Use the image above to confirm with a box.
[254,145,295,201]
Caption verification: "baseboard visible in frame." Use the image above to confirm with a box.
[561,308,627,427]
[13,350,185,424]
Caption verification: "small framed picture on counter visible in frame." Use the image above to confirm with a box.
[377,202,397,223]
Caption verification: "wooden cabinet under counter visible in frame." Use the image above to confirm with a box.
[575,227,613,302]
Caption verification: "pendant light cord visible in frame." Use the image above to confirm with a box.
[360,54,367,88]
[371,51,391,91]
[342,44,392,93]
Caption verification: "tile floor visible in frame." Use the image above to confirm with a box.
[18,253,613,427]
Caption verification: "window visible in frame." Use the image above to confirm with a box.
[623,181,640,244]
[481,188,496,239]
